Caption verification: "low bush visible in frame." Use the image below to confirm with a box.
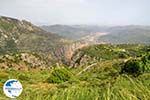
[141,53,150,72]
[121,59,143,76]
[46,68,77,83]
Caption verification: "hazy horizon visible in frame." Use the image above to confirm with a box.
[0,0,150,26]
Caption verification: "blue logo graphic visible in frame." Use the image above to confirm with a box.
[3,79,23,98]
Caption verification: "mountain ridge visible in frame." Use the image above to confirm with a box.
[0,16,69,54]
[41,24,150,44]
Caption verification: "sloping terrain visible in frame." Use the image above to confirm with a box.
[0,44,150,100]
[70,44,150,67]
[0,16,68,54]
[0,52,50,70]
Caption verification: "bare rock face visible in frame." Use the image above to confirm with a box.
[52,41,91,65]
[51,31,107,65]
[63,41,89,60]
[70,52,97,67]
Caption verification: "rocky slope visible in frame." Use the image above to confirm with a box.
[0,52,50,70]
[0,16,74,69]
[0,16,96,69]
[0,16,68,54]
[52,41,90,65]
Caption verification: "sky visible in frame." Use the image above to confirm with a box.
[0,0,150,25]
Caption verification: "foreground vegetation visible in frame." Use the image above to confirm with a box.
[0,44,150,100]
[0,67,150,100]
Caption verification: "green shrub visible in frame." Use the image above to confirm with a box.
[0,21,15,31]
[121,53,150,76]
[46,68,77,83]
[121,59,143,76]
[141,53,150,72]
[118,52,129,58]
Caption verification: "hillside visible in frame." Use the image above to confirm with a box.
[0,52,50,70]
[70,44,150,67]
[41,25,150,44]
[0,44,150,100]
[0,16,68,55]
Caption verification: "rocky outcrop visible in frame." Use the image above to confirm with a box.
[52,41,90,65]
[52,39,99,66]
[51,32,107,65]
[0,53,48,70]
[70,53,97,67]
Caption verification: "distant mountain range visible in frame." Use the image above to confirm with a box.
[41,25,107,40]
[41,25,150,44]
[0,16,69,54]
